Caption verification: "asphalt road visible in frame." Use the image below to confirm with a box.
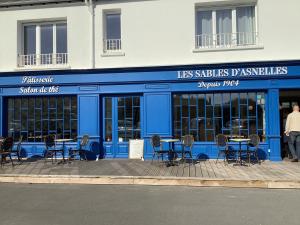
[0,183,299,225]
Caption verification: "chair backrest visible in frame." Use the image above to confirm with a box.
[2,137,14,152]
[44,135,55,148]
[182,135,194,148]
[216,134,228,147]
[80,135,89,147]
[16,135,23,151]
[249,134,260,147]
[150,135,161,148]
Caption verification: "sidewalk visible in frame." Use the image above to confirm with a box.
[0,159,300,188]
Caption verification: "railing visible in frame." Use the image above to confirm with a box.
[18,53,68,67]
[103,39,122,52]
[195,32,258,49]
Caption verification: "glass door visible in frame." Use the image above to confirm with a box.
[103,96,141,158]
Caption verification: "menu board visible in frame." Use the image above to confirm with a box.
[129,139,144,159]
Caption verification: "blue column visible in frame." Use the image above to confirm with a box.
[0,96,2,137]
[267,89,281,161]
[143,92,172,158]
[78,94,100,160]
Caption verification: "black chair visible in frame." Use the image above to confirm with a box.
[69,135,89,161]
[181,135,194,164]
[150,135,168,163]
[246,134,261,165]
[0,137,14,167]
[215,134,234,164]
[11,135,23,162]
[44,135,64,164]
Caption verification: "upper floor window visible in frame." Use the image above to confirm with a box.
[19,22,68,68]
[103,12,122,53]
[195,5,257,49]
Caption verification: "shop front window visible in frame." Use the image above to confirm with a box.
[173,92,266,142]
[103,96,141,142]
[6,96,77,142]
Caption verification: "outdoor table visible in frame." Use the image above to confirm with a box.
[55,138,74,163]
[229,138,251,165]
[160,139,180,166]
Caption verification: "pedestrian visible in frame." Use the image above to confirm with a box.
[285,103,300,162]
[282,112,291,159]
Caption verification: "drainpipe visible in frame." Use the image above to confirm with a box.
[86,0,95,69]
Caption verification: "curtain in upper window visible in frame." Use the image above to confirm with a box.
[106,13,121,40]
[237,6,255,45]
[216,9,232,46]
[196,10,213,47]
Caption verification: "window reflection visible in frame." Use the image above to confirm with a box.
[6,96,77,142]
[173,92,266,142]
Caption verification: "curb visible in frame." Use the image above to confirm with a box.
[0,174,300,189]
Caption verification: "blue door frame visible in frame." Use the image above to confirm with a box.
[102,95,143,158]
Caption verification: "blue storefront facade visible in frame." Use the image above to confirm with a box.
[1,60,300,161]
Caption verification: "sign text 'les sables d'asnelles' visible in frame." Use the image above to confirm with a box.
[177,66,288,89]
[177,66,288,80]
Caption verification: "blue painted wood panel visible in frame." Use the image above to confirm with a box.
[144,92,172,137]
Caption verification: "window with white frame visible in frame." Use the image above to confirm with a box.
[103,11,121,52]
[195,5,257,49]
[20,22,68,67]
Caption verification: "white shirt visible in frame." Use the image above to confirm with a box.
[285,111,300,133]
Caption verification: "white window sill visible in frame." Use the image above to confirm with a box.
[193,45,264,53]
[101,52,125,57]
[15,64,71,71]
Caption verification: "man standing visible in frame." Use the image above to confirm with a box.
[285,103,300,162]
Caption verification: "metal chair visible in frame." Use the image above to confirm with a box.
[44,135,64,164]
[181,135,194,164]
[215,134,233,164]
[69,135,89,161]
[150,135,168,163]
[0,137,14,167]
[246,134,261,165]
[11,135,23,162]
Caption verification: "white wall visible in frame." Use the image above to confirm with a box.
[0,0,300,72]
[0,4,92,72]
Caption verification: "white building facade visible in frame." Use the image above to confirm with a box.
[0,0,299,161]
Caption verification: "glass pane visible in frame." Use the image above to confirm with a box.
[182,105,189,118]
[248,93,257,116]
[118,97,124,107]
[56,23,67,53]
[57,98,63,119]
[196,10,212,35]
[240,93,247,104]
[173,94,180,106]
[214,118,222,135]
[105,98,112,118]
[240,105,248,119]
[206,118,213,129]
[24,25,36,55]
[64,97,71,108]
[206,94,213,105]
[206,130,214,141]
[236,6,255,45]
[106,13,121,39]
[133,97,140,106]
[190,94,197,106]
[133,107,140,129]
[71,97,77,119]
[231,93,239,118]
[41,24,53,54]
[198,94,205,117]
[49,97,56,108]
[199,119,205,141]
[196,10,213,47]
[216,9,232,45]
